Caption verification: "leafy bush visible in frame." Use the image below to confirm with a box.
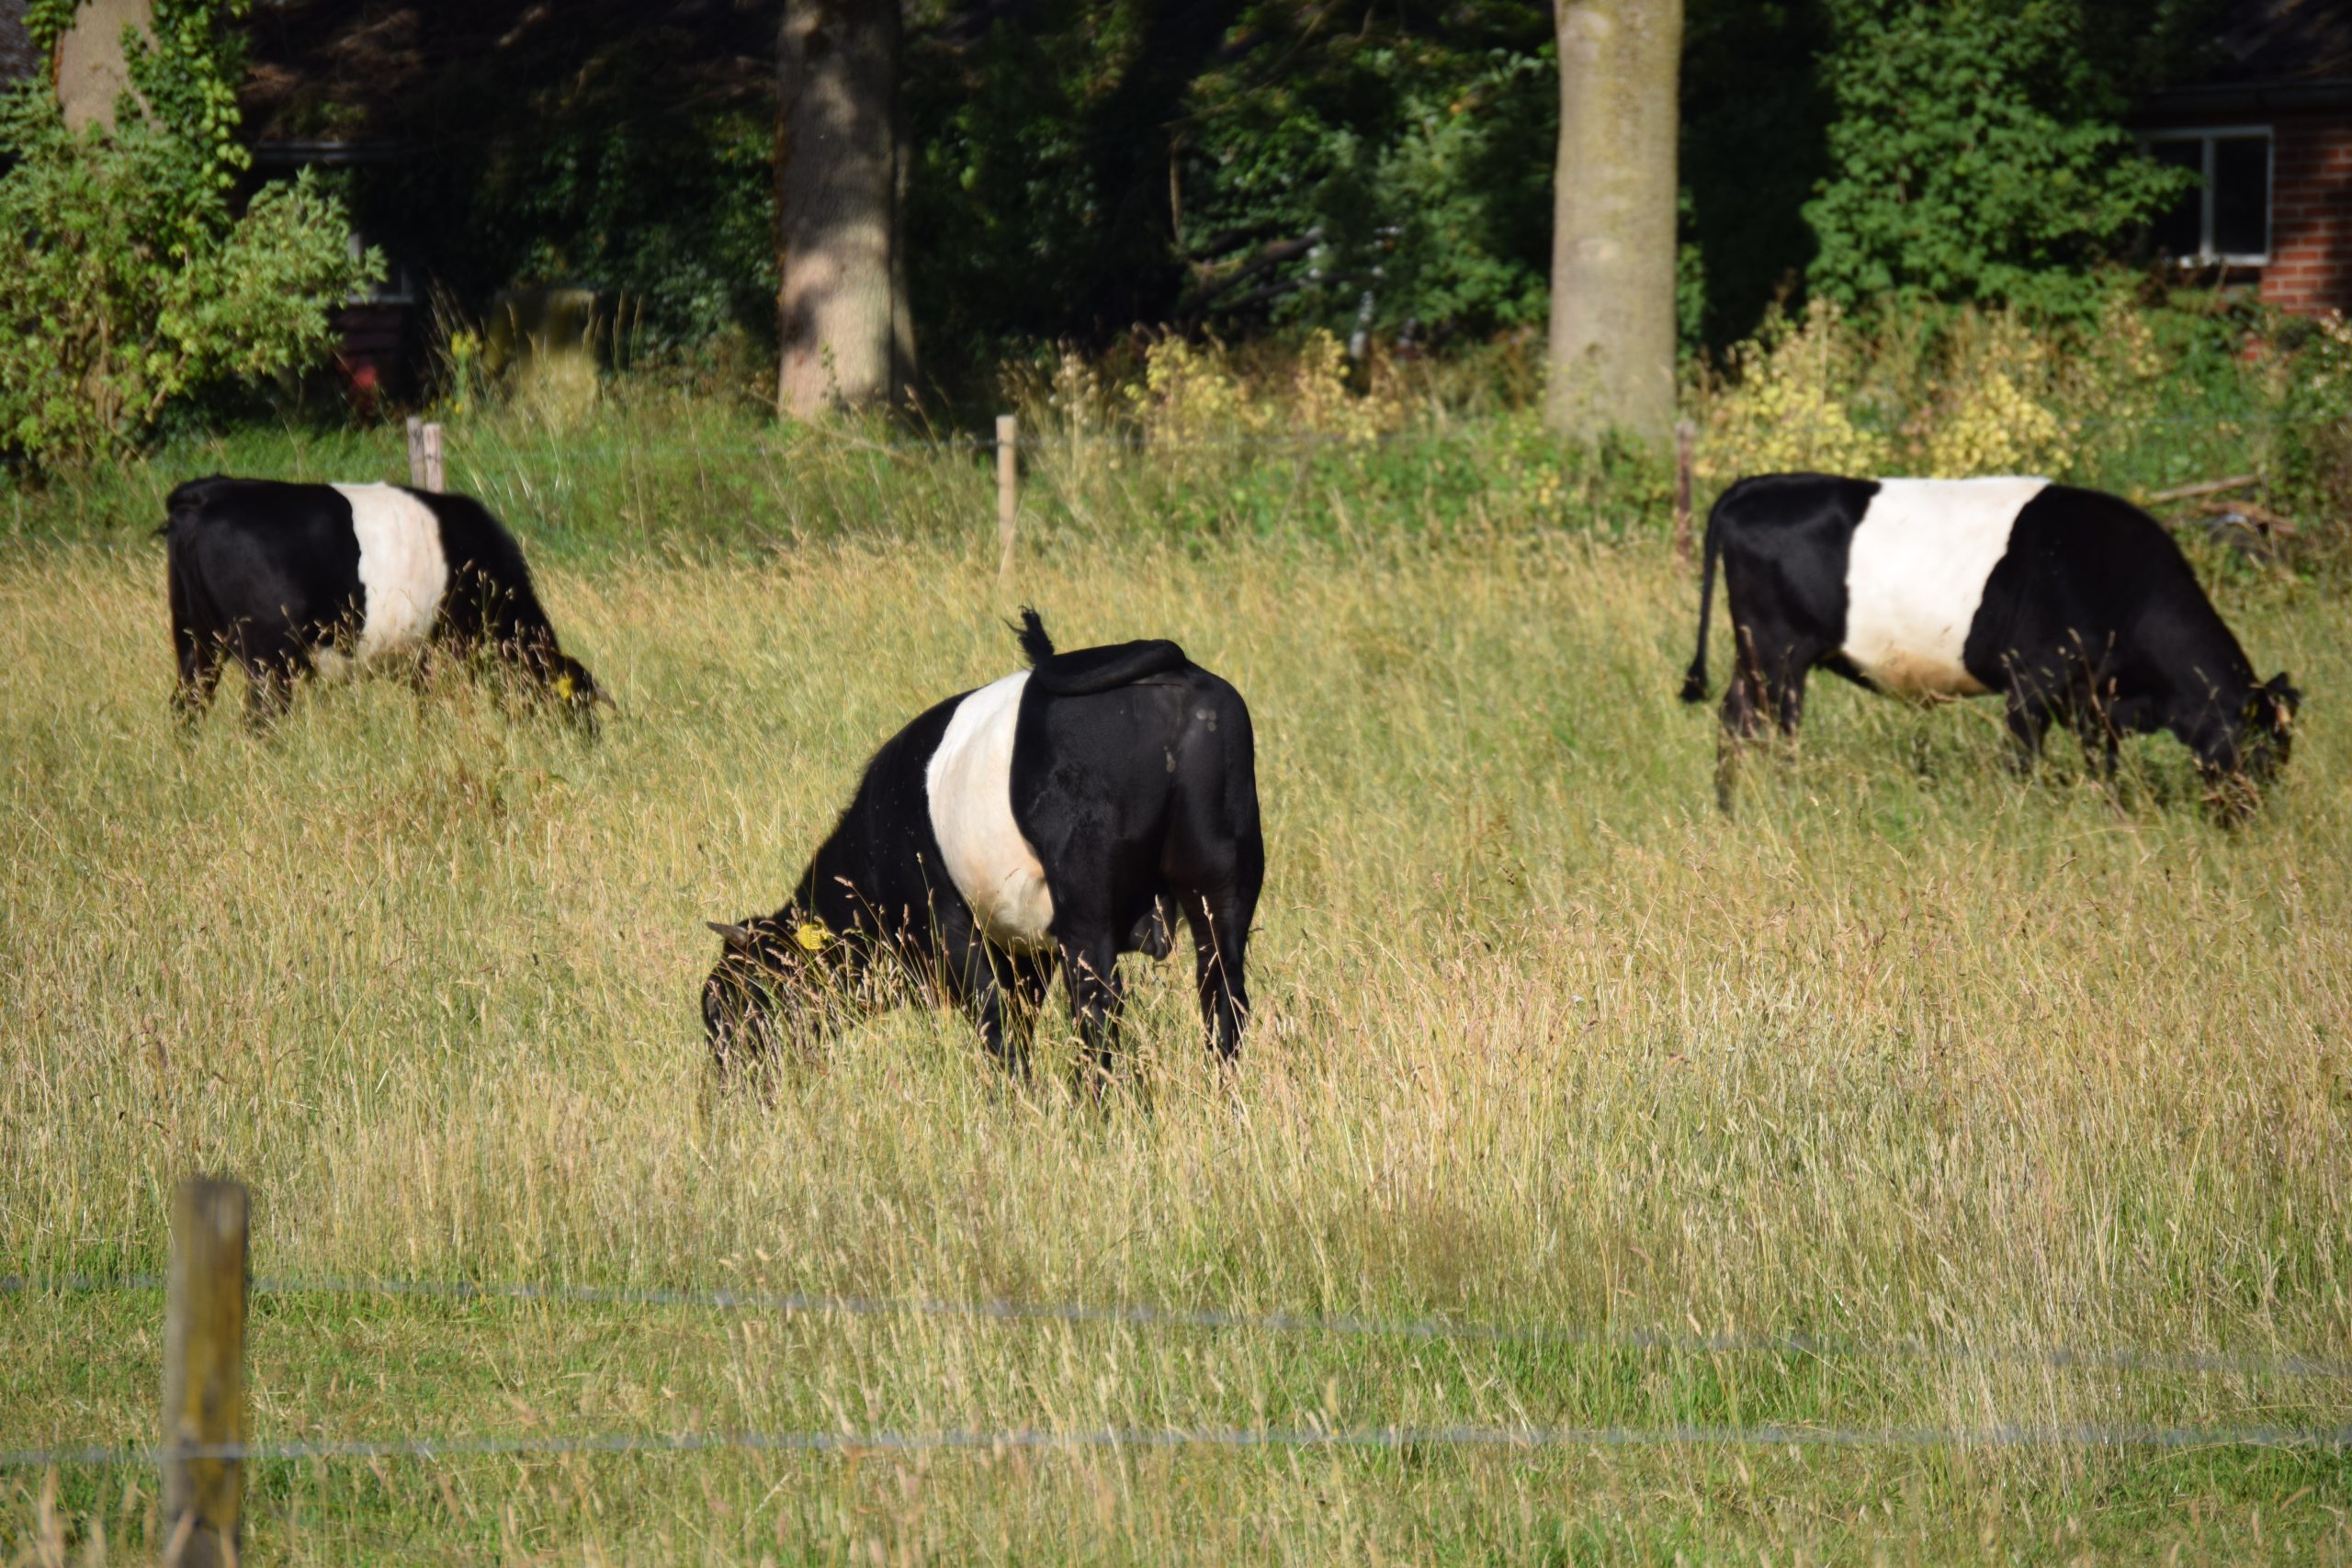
[997,329,1664,544]
[0,0,374,470]
[1690,280,2352,572]
[1804,0,2196,318]
[1180,33,1556,340]
[906,0,1555,387]
[1692,300,1895,479]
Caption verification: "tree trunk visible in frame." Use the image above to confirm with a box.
[1545,0,1683,449]
[776,0,910,419]
[53,0,154,133]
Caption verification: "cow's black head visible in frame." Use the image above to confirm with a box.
[699,911,844,1083]
[2240,671,2301,785]
[541,653,610,728]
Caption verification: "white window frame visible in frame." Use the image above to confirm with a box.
[346,231,417,308]
[2142,125,2274,266]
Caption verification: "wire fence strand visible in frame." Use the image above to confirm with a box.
[8,1271,2347,1382]
[5,1419,2347,1472]
[132,405,2352,475]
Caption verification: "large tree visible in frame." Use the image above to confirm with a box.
[1545,0,1682,447]
[776,0,911,419]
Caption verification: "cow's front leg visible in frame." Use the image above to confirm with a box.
[2069,702,2121,783]
[2003,691,2050,775]
[944,930,1049,1079]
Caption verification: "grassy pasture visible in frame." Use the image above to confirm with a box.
[3,486,2349,1562]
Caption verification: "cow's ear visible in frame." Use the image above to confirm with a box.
[706,920,759,953]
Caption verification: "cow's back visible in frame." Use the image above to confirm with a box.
[1843,476,2047,696]
[164,478,367,641]
[927,671,1057,952]
[1964,482,2253,694]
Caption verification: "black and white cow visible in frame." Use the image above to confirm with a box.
[1680,474,2299,807]
[701,612,1263,1090]
[162,476,605,725]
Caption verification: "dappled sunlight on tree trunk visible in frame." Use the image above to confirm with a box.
[1546,0,1681,449]
[776,0,911,419]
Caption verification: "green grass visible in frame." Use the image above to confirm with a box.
[3,432,2349,1562]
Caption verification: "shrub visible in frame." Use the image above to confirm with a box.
[1803,0,2194,319]
[1915,310,2074,478]
[1693,300,1894,481]
[0,0,374,471]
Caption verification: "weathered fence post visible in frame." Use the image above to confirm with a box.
[405,416,425,488]
[1672,417,1696,569]
[421,422,446,493]
[996,413,1018,582]
[161,1177,247,1568]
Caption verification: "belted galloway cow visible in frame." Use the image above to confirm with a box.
[162,476,605,725]
[1680,474,2298,812]
[702,612,1262,1090]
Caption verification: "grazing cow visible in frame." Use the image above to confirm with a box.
[1680,474,2299,809]
[702,611,1263,1091]
[162,476,605,725]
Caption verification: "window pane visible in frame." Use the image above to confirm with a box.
[2148,141,2203,257]
[2212,135,2270,256]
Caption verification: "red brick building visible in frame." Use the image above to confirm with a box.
[2138,0,2352,316]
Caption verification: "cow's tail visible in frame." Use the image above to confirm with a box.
[1012,606,1056,665]
[1012,606,1189,694]
[159,476,227,538]
[1679,486,1731,705]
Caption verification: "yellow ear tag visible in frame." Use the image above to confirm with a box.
[794,920,834,953]
[554,675,576,701]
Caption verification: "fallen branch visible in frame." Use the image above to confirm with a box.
[2197,497,2300,534]
[2148,473,2259,504]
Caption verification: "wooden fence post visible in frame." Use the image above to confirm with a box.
[995,413,1018,582]
[405,416,425,488]
[161,1177,247,1568]
[421,422,446,493]
[1672,417,1696,568]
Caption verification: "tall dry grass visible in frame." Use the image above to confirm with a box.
[3,506,2347,1561]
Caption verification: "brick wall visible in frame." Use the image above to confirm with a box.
[2264,109,2352,316]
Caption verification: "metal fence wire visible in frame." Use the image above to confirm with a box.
[132,404,2352,473]
[9,1269,2350,1381]
[8,1420,2351,1472]
[6,1269,2347,1472]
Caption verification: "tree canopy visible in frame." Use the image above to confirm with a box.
[41,0,2236,412]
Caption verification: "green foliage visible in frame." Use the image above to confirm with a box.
[906,1,1554,385]
[1178,11,1555,340]
[355,18,777,359]
[1679,0,1836,348]
[904,1,1173,374]
[1803,0,2198,317]
[0,2,375,469]
[124,0,254,191]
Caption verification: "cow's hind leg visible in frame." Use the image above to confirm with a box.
[234,623,311,729]
[167,569,223,726]
[174,633,224,727]
[1770,663,1815,739]
[1179,888,1254,1066]
[1715,626,1780,813]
